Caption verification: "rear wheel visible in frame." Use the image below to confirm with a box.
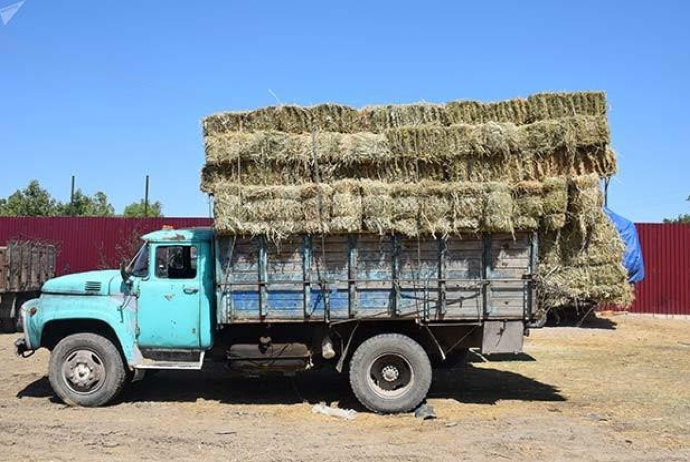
[48,333,127,407]
[349,334,432,413]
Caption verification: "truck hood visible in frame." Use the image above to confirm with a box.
[41,270,123,296]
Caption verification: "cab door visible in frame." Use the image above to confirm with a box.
[136,244,201,349]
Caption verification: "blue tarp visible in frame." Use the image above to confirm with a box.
[604,207,644,283]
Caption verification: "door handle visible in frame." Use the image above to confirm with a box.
[183,287,199,295]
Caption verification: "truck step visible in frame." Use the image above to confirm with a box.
[134,351,205,370]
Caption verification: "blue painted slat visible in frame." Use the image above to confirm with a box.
[218,233,534,322]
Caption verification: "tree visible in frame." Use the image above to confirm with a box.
[663,195,690,223]
[0,180,117,217]
[1,180,163,218]
[0,180,60,216]
[123,199,164,217]
[663,214,690,224]
[59,190,115,217]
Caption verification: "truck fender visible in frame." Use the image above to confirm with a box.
[29,294,141,366]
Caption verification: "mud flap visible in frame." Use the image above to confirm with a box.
[481,320,524,355]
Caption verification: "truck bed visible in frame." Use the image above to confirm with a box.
[215,233,536,323]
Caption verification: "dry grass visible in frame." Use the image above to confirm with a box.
[202,116,613,187]
[202,91,630,308]
[202,91,606,135]
[537,177,632,308]
[210,177,569,238]
[211,176,630,308]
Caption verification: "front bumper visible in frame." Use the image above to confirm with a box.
[15,299,37,357]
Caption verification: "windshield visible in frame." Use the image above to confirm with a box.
[128,244,149,277]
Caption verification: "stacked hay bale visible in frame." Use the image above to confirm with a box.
[201,91,632,308]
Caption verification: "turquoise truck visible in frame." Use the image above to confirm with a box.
[15,227,541,413]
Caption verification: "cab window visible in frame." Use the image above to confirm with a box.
[155,245,197,279]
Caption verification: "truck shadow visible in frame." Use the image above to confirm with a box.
[17,363,564,410]
[546,311,618,330]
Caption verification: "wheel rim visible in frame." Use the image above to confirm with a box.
[61,348,106,395]
[367,353,414,399]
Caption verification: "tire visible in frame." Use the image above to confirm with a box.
[0,319,16,334]
[349,334,432,414]
[48,333,127,407]
[0,295,17,333]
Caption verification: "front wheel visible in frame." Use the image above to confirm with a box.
[349,334,432,413]
[48,333,127,407]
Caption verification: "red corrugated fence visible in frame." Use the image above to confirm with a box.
[628,223,690,315]
[0,218,688,315]
[0,217,212,275]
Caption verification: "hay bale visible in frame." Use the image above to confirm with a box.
[452,183,483,233]
[200,161,313,191]
[537,190,633,309]
[202,91,608,136]
[206,115,607,165]
[209,176,578,237]
[202,104,360,135]
[361,181,419,236]
[482,183,513,232]
[205,131,390,166]
[359,103,449,132]
[418,182,454,235]
[526,91,607,123]
[203,116,613,187]
[329,180,362,233]
[538,264,633,309]
[512,181,544,230]
[522,115,609,155]
[203,145,615,187]
[568,174,603,236]
[212,183,332,239]
[446,98,530,125]
[540,177,568,230]
[386,121,522,160]
[204,131,312,165]
[213,184,305,237]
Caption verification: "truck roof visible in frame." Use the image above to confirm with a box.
[142,227,214,243]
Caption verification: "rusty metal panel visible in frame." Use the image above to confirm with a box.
[627,223,690,315]
[2,241,56,292]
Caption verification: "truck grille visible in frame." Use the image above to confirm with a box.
[84,281,102,293]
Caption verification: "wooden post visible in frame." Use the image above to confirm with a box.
[347,235,358,318]
[438,236,447,317]
[303,236,312,319]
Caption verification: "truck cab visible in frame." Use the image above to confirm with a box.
[16,228,215,406]
[16,227,540,413]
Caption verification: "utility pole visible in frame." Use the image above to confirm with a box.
[70,175,75,216]
[144,175,150,217]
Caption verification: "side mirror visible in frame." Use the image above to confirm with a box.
[120,261,132,285]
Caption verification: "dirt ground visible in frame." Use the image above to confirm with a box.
[0,314,688,462]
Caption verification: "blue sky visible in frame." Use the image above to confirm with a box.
[1,1,688,221]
